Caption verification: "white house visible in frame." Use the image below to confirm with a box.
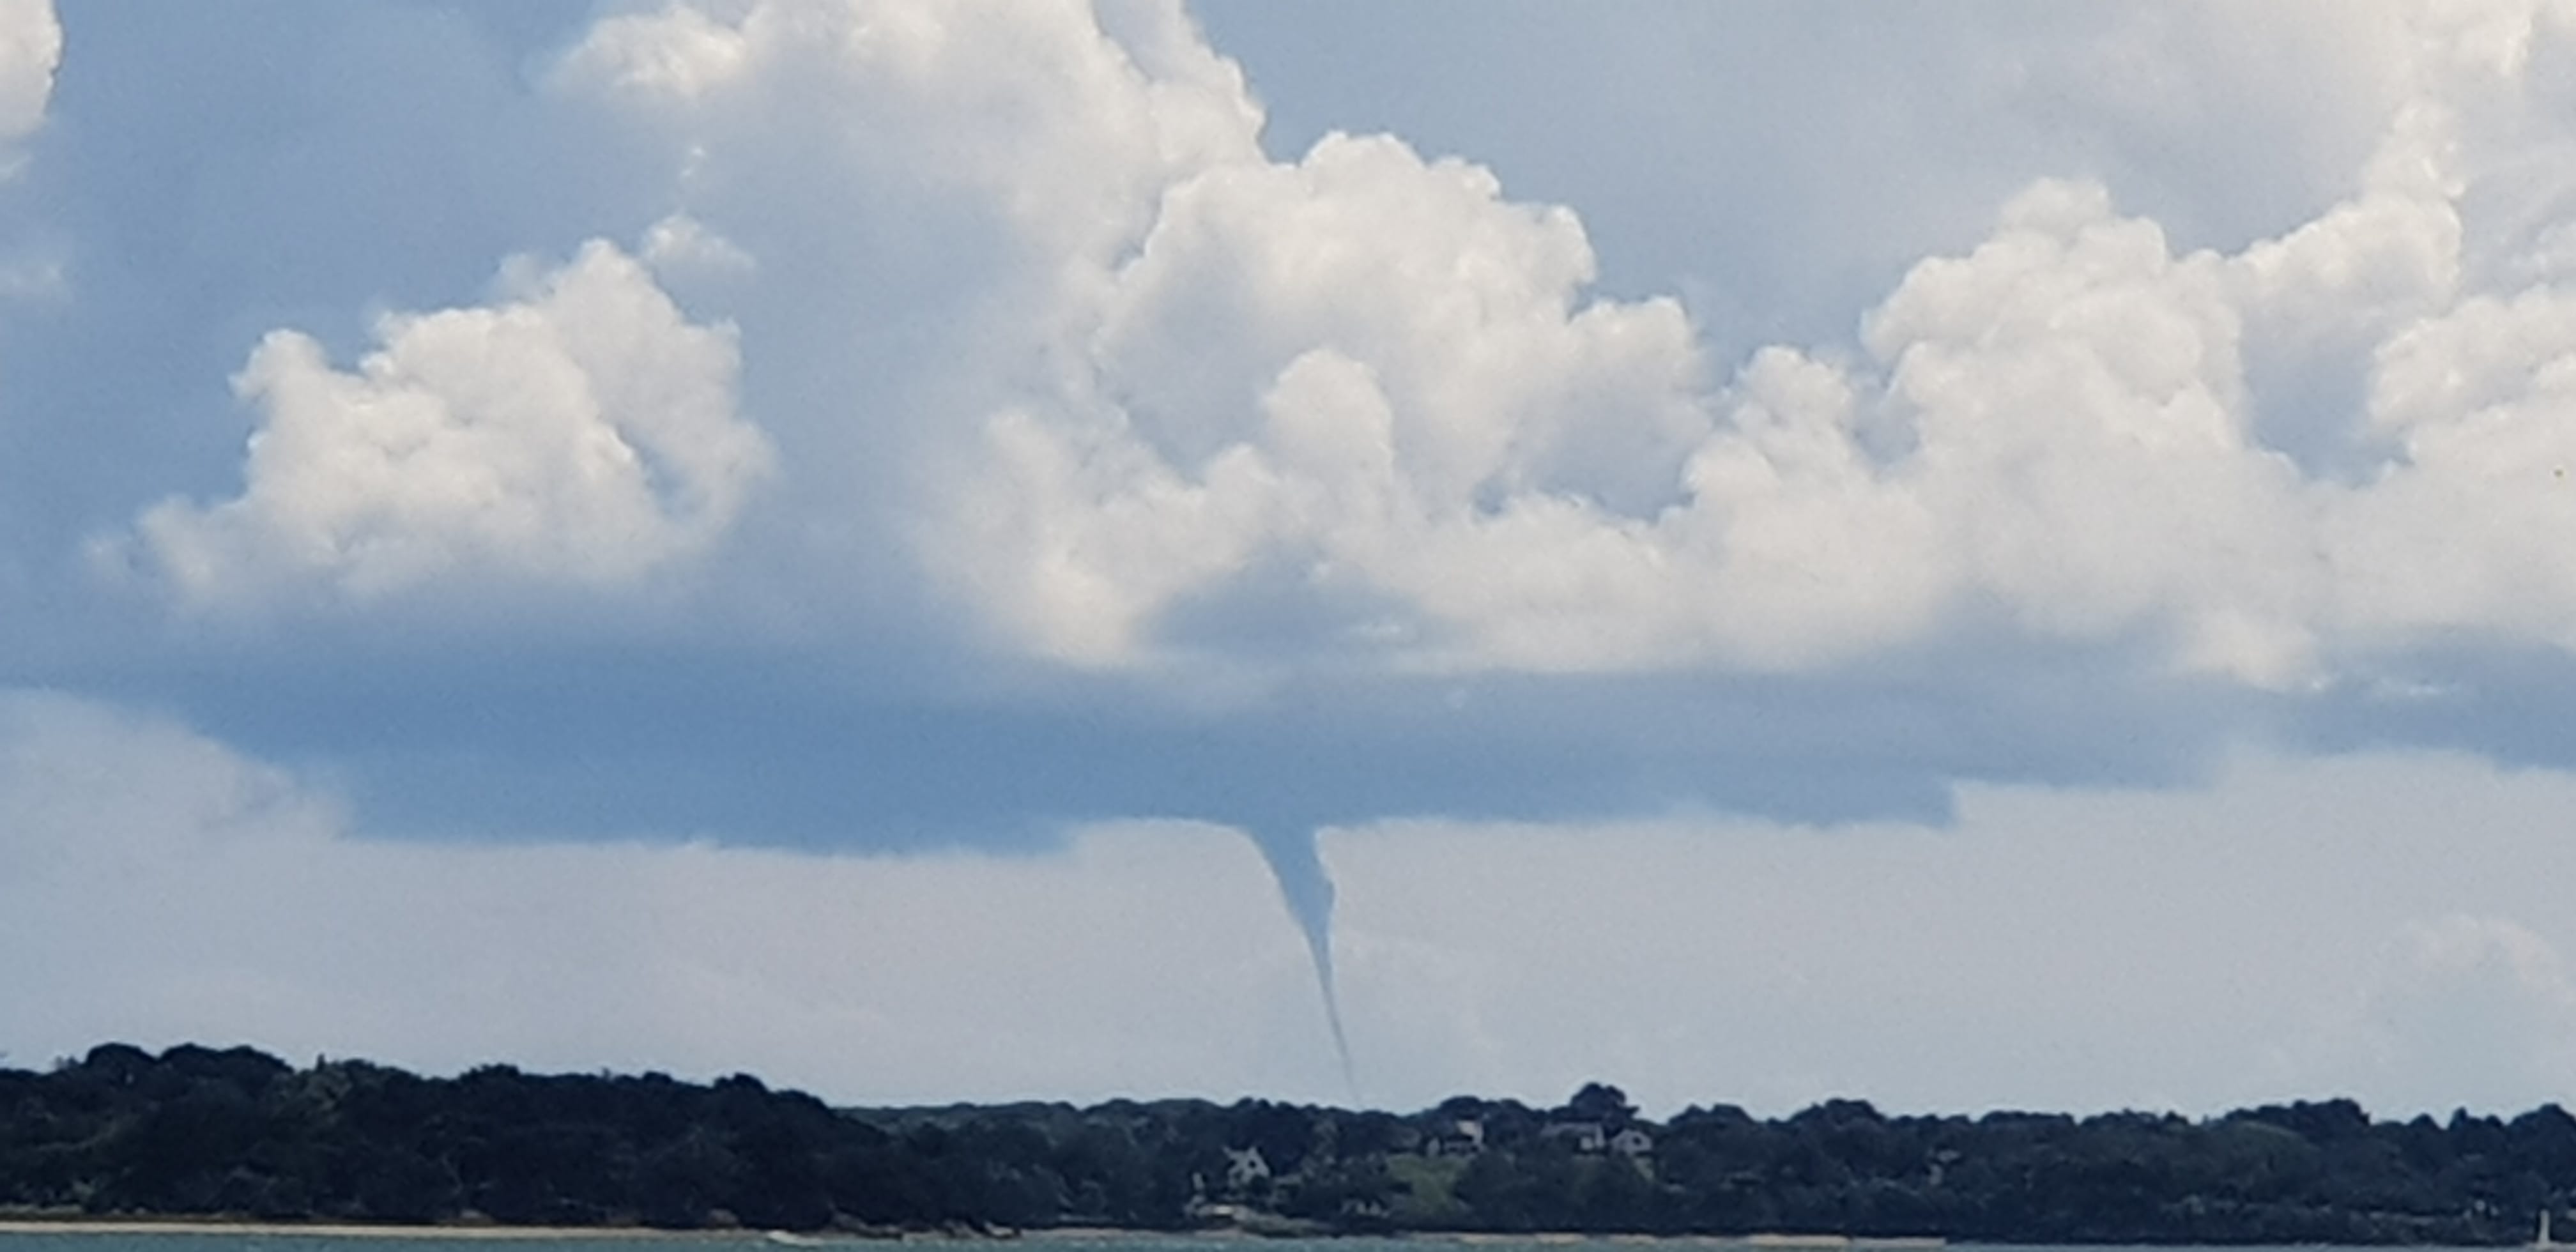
[1224,1146,1272,1191]
[1425,1117,1487,1157]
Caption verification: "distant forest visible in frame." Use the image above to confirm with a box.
[6,1044,2576,1243]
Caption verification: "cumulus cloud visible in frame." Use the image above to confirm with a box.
[540,0,2576,689]
[1062,0,2545,685]
[113,238,772,611]
[98,0,2576,692]
[945,130,1710,669]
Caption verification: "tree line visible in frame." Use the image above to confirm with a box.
[4,1044,2575,1242]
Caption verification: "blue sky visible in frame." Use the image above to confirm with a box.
[10,0,2576,1117]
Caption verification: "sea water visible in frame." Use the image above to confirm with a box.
[0,1235,2425,1252]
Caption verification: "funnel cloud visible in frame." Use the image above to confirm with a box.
[1246,824,1358,1102]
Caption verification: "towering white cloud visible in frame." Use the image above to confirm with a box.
[118,239,772,611]
[893,0,2576,686]
[96,0,2576,685]
[944,130,1709,668]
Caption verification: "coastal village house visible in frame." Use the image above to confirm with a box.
[1537,1120,1656,1161]
[1224,1145,1273,1191]
[1423,1117,1487,1157]
[1420,1110,1654,1163]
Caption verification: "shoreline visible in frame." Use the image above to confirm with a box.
[0,1225,2542,1249]
[0,1226,1949,1246]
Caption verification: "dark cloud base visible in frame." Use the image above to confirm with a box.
[31,633,2293,855]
